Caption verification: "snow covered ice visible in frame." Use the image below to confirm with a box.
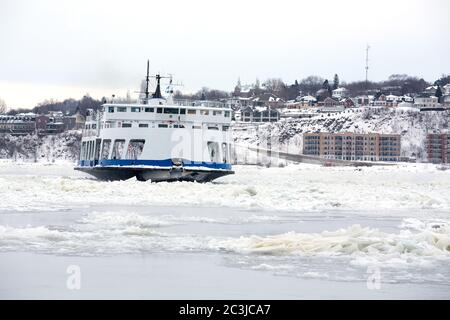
[1,160,449,213]
[0,160,449,298]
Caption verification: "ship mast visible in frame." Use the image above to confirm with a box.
[144,60,150,103]
[153,74,162,99]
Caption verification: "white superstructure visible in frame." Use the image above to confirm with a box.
[75,63,234,182]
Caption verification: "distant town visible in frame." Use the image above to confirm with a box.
[1,73,449,164]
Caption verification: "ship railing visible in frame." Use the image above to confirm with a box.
[172,99,229,109]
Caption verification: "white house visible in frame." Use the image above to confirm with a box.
[332,87,348,99]
[385,94,403,106]
[401,95,414,103]
[414,95,441,109]
[294,95,317,107]
[443,84,450,95]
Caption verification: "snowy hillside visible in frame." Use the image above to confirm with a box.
[233,108,450,160]
[0,108,448,163]
[0,131,81,162]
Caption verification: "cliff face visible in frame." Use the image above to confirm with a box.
[0,130,81,162]
[233,108,450,160]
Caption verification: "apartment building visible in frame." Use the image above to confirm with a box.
[426,133,450,164]
[0,114,36,135]
[303,132,401,162]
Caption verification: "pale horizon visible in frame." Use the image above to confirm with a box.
[1,0,449,109]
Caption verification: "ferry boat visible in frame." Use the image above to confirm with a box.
[75,62,234,182]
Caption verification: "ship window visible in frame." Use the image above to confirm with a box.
[85,141,89,160]
[122,123,132,128]
[131,107,141,112]
[117,107,127,112]
[224,111,230,117]
[144,107,154,112]
[86,141,90,160]
[173,124,185,128]
[81,141,87,160]
[111,140,125,160]
[157,108,163,113]
[88,141,94,160]
[208,126,219,130]
[180,109,186,115]
[126,140,145,160]
[139,123,148,128]
[158,124,168,128]
[187,109,196,115]
[207,142,220,162]
[94,139,101,160]
[213,111,222,116]
[101,139,111,160]
[192,125,201,129]
[164,108,179,114]
[200,110,209,115]
[222,143,228,163]
[92,124,96,129]
[222,126,229,131]
[108,107,114,113]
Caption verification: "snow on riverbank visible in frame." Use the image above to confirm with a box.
[233,108,450,160]
[0,131,81,161]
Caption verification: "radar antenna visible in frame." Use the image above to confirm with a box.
[145,60,150,103]
[365,44,370,89]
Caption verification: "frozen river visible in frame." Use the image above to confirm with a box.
[0,160,449,299]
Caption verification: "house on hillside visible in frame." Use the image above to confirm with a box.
[332,87,348,99]
[295,95,317,107]
[443,84,450,95]
[249,93,285,109]
[386,94,403,107]
[353,95,370,107]
[373,94,387,107]
[414,94,442,110]
[340,97,355,108]
[240,106,280,122]
[317,97,344,113]
[0,113,36,135]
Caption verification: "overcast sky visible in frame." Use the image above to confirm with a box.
[0,0,449,109]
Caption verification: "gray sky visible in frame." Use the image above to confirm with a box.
[0,0,449,109]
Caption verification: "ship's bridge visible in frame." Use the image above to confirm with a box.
[98,100,232,124]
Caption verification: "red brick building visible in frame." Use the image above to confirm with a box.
[426,133,449,163]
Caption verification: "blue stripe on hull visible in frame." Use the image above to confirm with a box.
[78,159,232,170]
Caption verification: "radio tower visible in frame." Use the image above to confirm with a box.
[365,44,370,88]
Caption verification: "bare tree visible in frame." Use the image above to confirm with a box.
[299,76,324,95]
[0,98,7,114]
[262,78,285,94]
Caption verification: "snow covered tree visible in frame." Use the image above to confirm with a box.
[333,74,339,90]
[435,86,443,102]
[434,74,450,87]
[322,79,332,96]
[254,78,260,89]
[233,78,242,96]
